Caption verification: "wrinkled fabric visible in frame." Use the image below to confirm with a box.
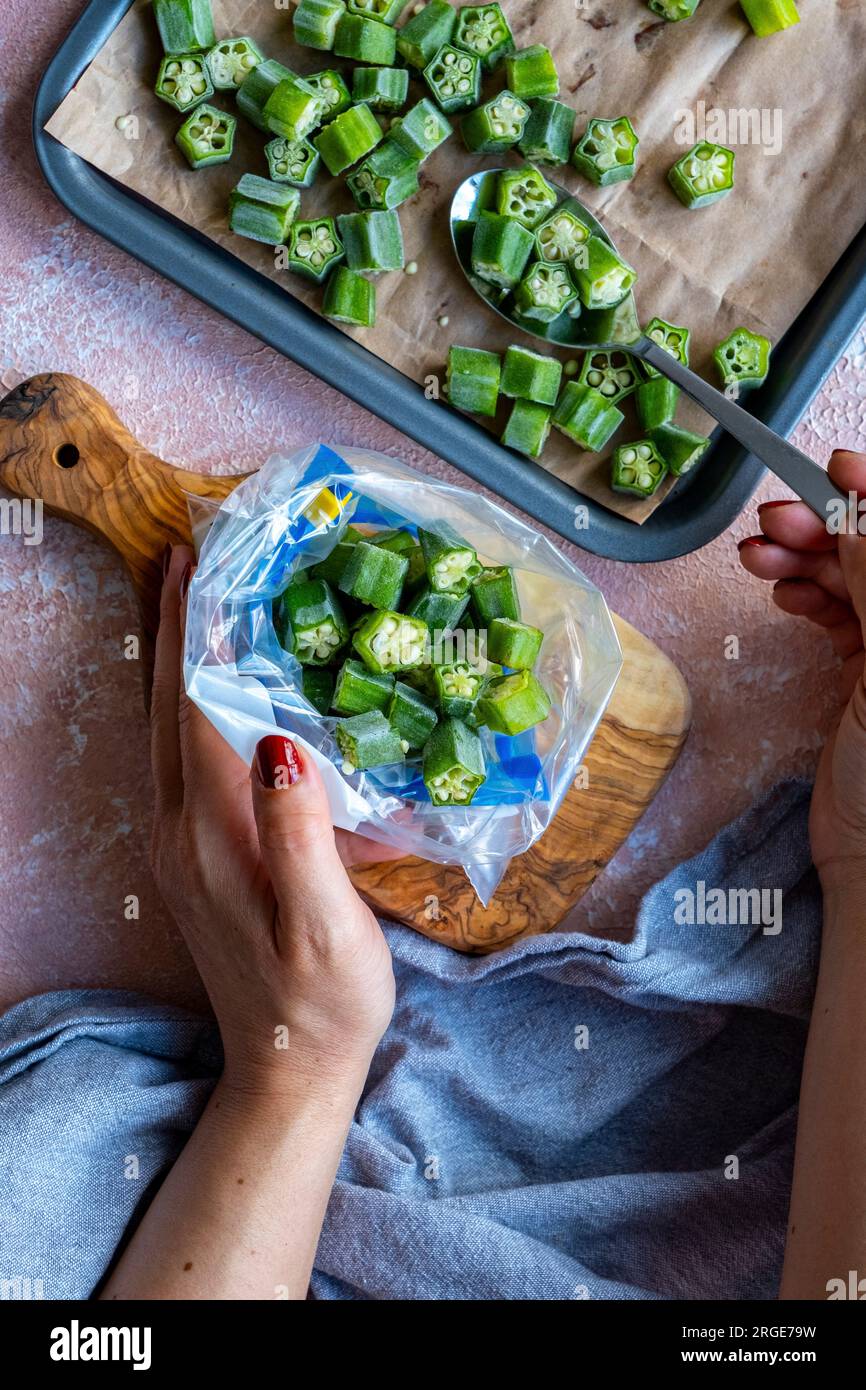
[0,781,820,1300]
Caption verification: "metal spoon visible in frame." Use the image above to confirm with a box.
[450,169,846,521]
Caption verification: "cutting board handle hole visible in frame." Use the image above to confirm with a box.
[54,443,80,469]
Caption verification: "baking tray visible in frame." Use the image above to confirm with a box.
[32,0,866,562]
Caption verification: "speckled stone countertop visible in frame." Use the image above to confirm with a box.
[0,4,863,1010]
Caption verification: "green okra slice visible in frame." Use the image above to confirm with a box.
[347,0,412,21]
[642,317,691,379]
[274,577,350,664]
[263,75,323,141]
[310,538,360,586]
[496,166,558,230]
[387,682,439,751]
[552,383,624,452]
[649,0,702,17]
[333,657,395,713]
[229,175,300,244]
[573,236,637,310]
[353,610,429,673]
[501,346,563,405]
[175,104,236,168]
[635,377,679,433]
[389,98,453,161]
[397,0,457,68]
[371,528,416,554]
[713,327,772,389]
[314,103,383,174]
[740,0,799,36]
[434,661,487,720]
[445,345,501,417]
[477,670,551,736]
[336,710,405,772]
[334,13,398,62]
[286,217,345,282]
[419,525,483,594]
[453,3,515,68]
[293,0,347,50]
[337,210,404,272]
[305,69,352,121]
[518,98,574,165]
[156,54,214,113]
[323,267,377,326]
[486,617,543,671]
[236,59,294,131]
[572,117,639,187]
[650,423,711,477]
[470,567,521,624]
[502,401,552,459]
[577,349,641,405]
[505,45,559,100]
[423,718,486,805]
[611,440,669,498]
[668,141,735,209]
[460,89,531,153]
[266,137,321,187]
[301,665,337,715]
[534,206,591,266]
[347,138,421,209]
[153,0,215,54]
[406,585,470,631]
[471,212,535,290]
[205,37,263,90]
[423,44,482,114]
[340,540,409,609]
[352,66,410,111]
[514,262,578,323]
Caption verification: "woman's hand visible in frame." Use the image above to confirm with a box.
[152,546,398,1100]
[738,449,866,892]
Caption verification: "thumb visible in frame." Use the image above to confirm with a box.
[833,450,866,644]
[250,734,354,924]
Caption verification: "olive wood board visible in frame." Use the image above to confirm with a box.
[0,373,691,953]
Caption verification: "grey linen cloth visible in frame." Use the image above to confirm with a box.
[0,780,820,1300]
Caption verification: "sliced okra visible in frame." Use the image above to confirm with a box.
[486,617,543,671]
[323,267,377,326]
[423,44,482,114]
[611,440,669,498]
[577,349,641,405]
[635,377,679,433]
[502,401,552,459]
[534,206,591,265]
[347,0,412,21]
[334,12,398,63]
[504,45,559,100]
[642,317,691,378]
[453,3,515,68]
[301,666,336,715]
[340,539,409,609]
[352,66,410,111]
[285,217,345,282]
[552,383,624,452]
[293,0,347,50]
[305,69,352,121]
[205,37,263,90]
[387,681,438,751]
[336,710,405,773]
[650,423,711,477]
[422,718,486,805]
[477,670,551,736]
[445,345,501,417]
[470,568,521,626]
[471,211,535,289]
[337,210,404,272]
[740,0,800,36]
[274,577,349,664]
[573,236,637,310]
[353,610,429,673]
[236,59,294,131]
[390,98,453,161]
[371,528,417,555]
[514,261,578,323]
[156,54,214,113]
[175,104,236,168]
[153,0,215,54]
[313,103,383,174]
[572,117,639,186]
[648,0,702,17]
[713,327,772,389]
[434,661,487,720]
[347,138,420,209]
[496,166,558,230]
[406,585,470,631]
[310,536,361,586]
[460,89,531,153]
[266,136,321,187]
[518,98,574,165]
[501,346,562,405]
[396,0,457,68]
[419,526,483,594]
[668,141,735,209]
[263,75,323,142]
[332,657,395,714]
[229,175,300,244]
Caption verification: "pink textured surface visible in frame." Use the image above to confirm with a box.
[1,5,865,1009]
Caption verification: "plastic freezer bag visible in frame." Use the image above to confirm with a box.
[184,444,623,904]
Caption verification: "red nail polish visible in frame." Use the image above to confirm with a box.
[738,536,771,549]
[179,562,193,600]
[162,543,173,578]
[255,735,304,789]
[758,499,794,512]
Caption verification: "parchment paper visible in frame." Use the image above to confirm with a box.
[45,0,866,524]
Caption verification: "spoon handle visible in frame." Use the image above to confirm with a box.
[635,338,847,521]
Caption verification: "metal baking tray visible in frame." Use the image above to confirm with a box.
[32,0,866,561]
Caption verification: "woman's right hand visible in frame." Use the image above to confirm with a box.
[738,449,866,894]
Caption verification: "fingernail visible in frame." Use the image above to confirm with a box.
[179,562,193,601]
[162,543,173,578]
[738,536,771,549]
[255,735,304,789]
[757,500,794,512]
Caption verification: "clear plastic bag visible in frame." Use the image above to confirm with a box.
[184,444,623,904]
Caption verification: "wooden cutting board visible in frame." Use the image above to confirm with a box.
[0,373,690,952]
